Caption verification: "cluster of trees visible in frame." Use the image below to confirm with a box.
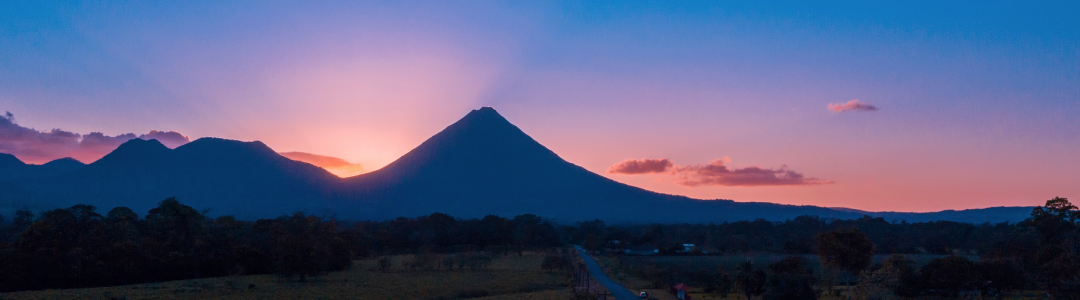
[585,197,1080,299]
[0,198,352,291]
[346,212,561,255]
[566,214,1016,255]
[0,198,563,292]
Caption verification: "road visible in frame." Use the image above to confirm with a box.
[573,245,640,300]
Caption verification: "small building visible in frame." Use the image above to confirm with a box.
[671,283,691,300]
[680,244,696,253]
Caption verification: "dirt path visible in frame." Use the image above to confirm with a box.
[574,245,640,300]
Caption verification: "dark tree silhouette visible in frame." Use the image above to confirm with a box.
[977,258,1024,296]
[1021,197,1080,298]
[735,261,766,300]
[919,256,979,296]
[816,228,874,299]
[762,256,816,300]
[145,197,208,280]
[715,267,734,298]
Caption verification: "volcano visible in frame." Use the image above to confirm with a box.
[333,107,865,222]
[0,107,1032,223]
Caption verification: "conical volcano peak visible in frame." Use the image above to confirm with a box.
[353,106,566,179]
[435,106,531,144]
[457,106,511,127]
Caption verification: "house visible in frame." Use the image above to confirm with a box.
[680,244,696,253]
[670,283,691,300]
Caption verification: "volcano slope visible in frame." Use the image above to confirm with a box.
[333,107,865,223]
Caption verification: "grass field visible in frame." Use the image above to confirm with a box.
[0,253,572,300]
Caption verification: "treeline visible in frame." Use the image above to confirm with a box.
[565,214,1016,255]
[2,196,1075,297]
[0,198,562,292]
[577,197,1079,299]
[347,212,560,255]
[0,198,351,291]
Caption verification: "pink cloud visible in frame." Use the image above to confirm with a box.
[280,151,365,177]
[608,157,831,187]
[672,159,831,187]
[607,158,673,174]
[0,112,191,164]
[828,99,879,112]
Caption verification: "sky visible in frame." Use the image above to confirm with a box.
[1,0,1077,212]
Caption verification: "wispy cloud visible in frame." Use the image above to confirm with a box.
[608,157,831,187]
[828,99,878,112]
[607,158,673,174]
[0,112,190,164]
[280,151,365,177]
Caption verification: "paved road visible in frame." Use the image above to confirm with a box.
[574,245,640,300]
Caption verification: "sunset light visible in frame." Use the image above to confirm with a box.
[2,1,1078,298]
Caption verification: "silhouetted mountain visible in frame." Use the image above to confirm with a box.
[0,153,23,168]
[0,153,86,182]
[0,108,1035,223]
[842,206,1034,224]
[332,107,857,222]
[0,138,338,219]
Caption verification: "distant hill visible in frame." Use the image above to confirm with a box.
[0,154,85,182]
[839,206,1035,224]
[0,108,1037,223]
[0,138,339,219]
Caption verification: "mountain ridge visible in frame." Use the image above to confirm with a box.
[0,108,1036,223]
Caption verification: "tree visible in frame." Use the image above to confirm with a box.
[14,205,106,289]
[762,256,816,300]
[855,255,915,300]
[511,214,560,248]
[101,206,146,285]
[880,254,919,297]
[1021,197,1080,297]
[919,255,979,297]
[264,212,351,281]
[735,261,766,300]
[816,228,874,300]
[715,267,734,298]
[145,197,207,281]
[977,258,1023,297]
[576,219,607,250]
